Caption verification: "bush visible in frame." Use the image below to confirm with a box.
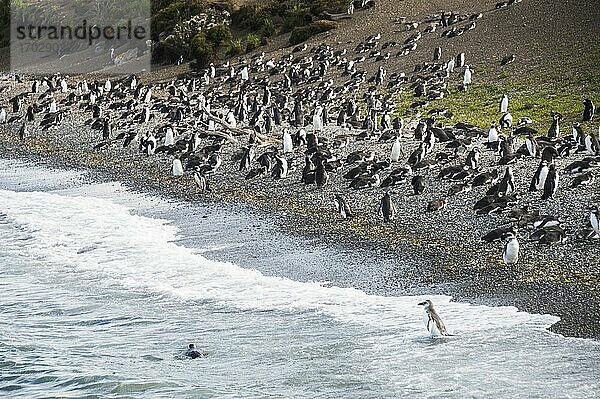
[245,34,261,53]
[282,5,313,32]
[226,39,244,57]
[309,0,350,15]
[289,20,337,45]
[152,0,207,36]
[260,18,279,37]
[191,32,215,68]
[206,23,233,46]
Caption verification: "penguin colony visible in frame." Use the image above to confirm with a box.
[0,0,598,269]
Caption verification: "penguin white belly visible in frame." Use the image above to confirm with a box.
[591,213,600,235]
[537,167,548,190]
[172,160,184,176]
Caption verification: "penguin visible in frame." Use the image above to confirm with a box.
[463,65,472,85]
[427,198,446,212]
[433,47,442,61]
[500,94,509,113]
[502,232,519,265]
[164,126,175,146]
[583,99,595,121]
[541,163,558,200]
[145,133,157,156]
[49,99,57,114]
[497,166,516,196]
[411,175,425,195]
[417,300,450,337]
[390,136,402,162]
[584,131,600,155]
[455,52,465,68]
[282,129,293,153]
[333,194,353,219]
[590,205,600,237]
[529,160,549,191]
[547,113,560,139]
[102,120,111,141]
[18,122,28,140]
[172,155,184,176]
[239,145,255,172]
[193,167,208,193]
[487,122,499,149]
[272,154,288,179]
[0,107,5,123]
[315,158,329,187]
[408,143,426,166]
[379,192,396,222]
[524,134,539,157]
[186,343,205,359]
[465,147,480,169]
[499,112,513,129]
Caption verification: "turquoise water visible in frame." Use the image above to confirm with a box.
[0,160,598,398]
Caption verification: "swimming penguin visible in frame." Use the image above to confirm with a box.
[417,300,450,337]
[379,192,396,222]
[500,94,509,113]
[315,158,329,187]
[390,137,402,162]
[186,343,205,359]
[590,205,600,237]
[172,155,184,176]
[541,163,558,199]
[583,99,595,121]
[529,160,549,191]
[502,231,519,265]
[333,194,353,219]
[411,175,425,195]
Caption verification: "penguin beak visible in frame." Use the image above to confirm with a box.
[417,301,427,306]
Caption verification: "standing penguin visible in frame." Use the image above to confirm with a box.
[417,300,450,337]
[282,129,293,153]
[463,65,472,85]
[584,130,600,155]
[455,52,465,68]
[465,147,480,169]
[333,194,353,219]
[524,134,539,157]
[500,94,509,113]
[547,113,560,139]
[541,163,558,199]
[315,158,329,188]
[312,104,324,131]
[433,47,442,61]
[18,122,28,140]
[390,137,402,162]
[487,121,499,149]
[193,167,208,193]
[590,205,600,237]
[0,107,5,123]
[529,160,549,191]
[379,192,396,222]
[583,99,595,121]
[503,232,519,265]
[497,166,516,196]
[172,155,184,176]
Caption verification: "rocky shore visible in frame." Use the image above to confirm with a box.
[0,69,598,338]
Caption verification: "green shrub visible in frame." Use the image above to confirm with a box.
[245,34,261,53]
[206,23,233,46]
[309,0,350,15]
[191,32,215,68]
[282,4,312,32]
[226,39,244,57]
[289,20,337,45]
[260,18,279,37]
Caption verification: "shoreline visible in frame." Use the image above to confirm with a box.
[1,123,598,340]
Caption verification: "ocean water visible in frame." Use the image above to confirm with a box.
[0,160,598,398]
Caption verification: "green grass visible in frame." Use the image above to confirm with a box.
[393,42,600,134]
